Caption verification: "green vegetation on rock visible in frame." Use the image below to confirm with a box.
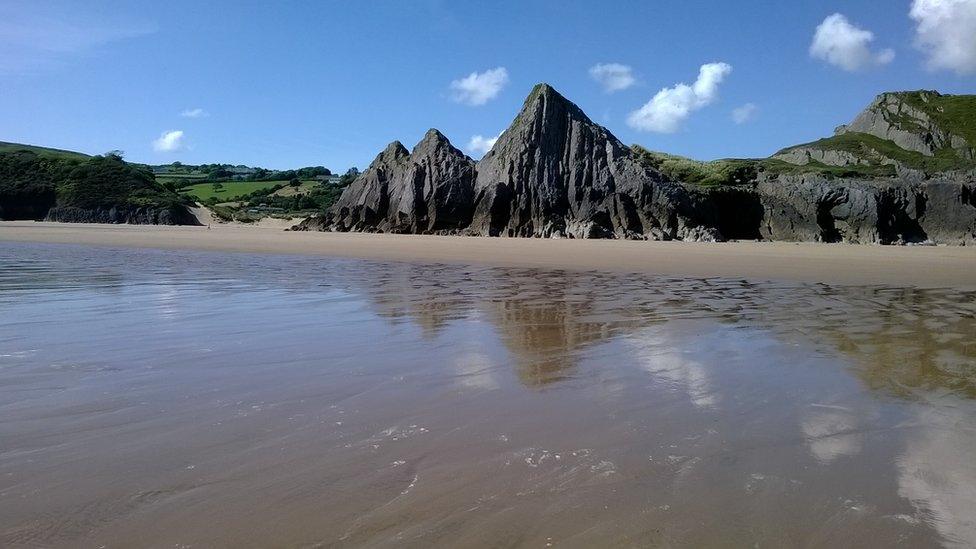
[58,155,186,211]
[632,90,975,184]
[0,148,189,221]
[631,146,761,186]
[774,131,972,175]
[894,91,976,147]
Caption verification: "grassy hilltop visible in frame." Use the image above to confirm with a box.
[631,91,976,186]
[0,141,91,162]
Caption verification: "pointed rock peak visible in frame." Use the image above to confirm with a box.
[524,83,570,106]
[366,141,410,168]
[411,129,474,163]
[416,128,452,149]
[515,82,593,126]
[423,128,447,140]
[380,140,410,159]
[412,128,451,155]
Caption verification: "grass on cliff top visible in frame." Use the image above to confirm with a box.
[631,146,764,186]
[631,144,912,184]
[893,91,976,147]
[0,141,90,161]
[777,131,974,174]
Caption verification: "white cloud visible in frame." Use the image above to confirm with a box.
[180,108,208,118]
[467,133,501,156]
[626,327,718,410]
[910,0,976,75]
[449,67,509,106]
[453,351,499,391]
[898,407,976,547]
[626,62,732,133]
[801,406,863,464]
[809,13,895,71]
[588,63,636,93]
[152,130,185,153]
[732,103,758,124]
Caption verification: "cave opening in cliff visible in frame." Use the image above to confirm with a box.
[711,188,763,241]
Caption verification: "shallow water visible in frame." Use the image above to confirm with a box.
[0,242,974,548]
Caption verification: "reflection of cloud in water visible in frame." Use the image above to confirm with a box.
[800,405,862,464]
[453,351,499,391]
[152,282,181,320]
[897,406,976,548]
[627,327,717,410]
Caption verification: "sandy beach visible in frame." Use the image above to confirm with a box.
[1,220,974,288]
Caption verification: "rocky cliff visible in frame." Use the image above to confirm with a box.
[754,172,975,244]
[464,84,722,240]
[773,91,976,171]
[300,129,475,234]
[44,205,197,225]
[297,86,976,245]
[837,91,973,159]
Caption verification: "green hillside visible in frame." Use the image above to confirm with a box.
[0,141,91,161]
[892,91,976,147]
[630,145,899,185]
[639,90,976,184]
[0,148,190,221]
[774,132,972,175]
[770,91,976,177]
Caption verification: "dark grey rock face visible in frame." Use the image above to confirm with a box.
[298,84,976,245]
[754,172,976,244]
[469,84,644,239]
[298,130,476,234]
[467,84,723,241]
[45,205,197,225]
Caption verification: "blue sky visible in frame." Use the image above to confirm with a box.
[1,0,974,171]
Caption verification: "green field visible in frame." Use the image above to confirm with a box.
[0,141,90,161]
[156,173,209,182]
[180,180,317,201]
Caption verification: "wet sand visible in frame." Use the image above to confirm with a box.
[1,242,975,547]
[1,221,975,288]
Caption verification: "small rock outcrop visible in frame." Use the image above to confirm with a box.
[297,130,476,233]
[772,148,874,168]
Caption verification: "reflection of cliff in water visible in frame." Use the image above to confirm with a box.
[489,294,634,388]
[351,264,658,387]
[0,245,125,299]
[816,286,976,400]
[355,264,473,338]
[346,260,976,397]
